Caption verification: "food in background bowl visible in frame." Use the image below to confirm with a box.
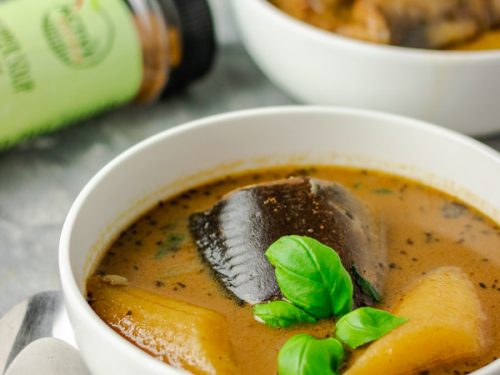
[59,107,500,375]
[86,167,499,374]
[270,0,500,50]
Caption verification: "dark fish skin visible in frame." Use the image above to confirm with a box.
[189,177,386,306]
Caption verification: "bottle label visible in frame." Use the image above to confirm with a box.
[0,0,143,148]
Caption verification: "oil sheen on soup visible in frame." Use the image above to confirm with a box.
[87,166,500,375]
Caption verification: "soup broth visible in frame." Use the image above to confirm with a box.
[87,166,500,374]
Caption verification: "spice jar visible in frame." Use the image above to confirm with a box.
[0,0,216,149]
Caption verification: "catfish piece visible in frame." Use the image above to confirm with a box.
[337,0,494,49]
[189,177,385,306]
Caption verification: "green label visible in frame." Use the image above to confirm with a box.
[0,0,143,148]
[43,3,114,68]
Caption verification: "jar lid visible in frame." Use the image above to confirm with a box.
[158,0,217,94]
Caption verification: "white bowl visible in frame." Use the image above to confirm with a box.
[59,106,500,375]
[232,0,500,136]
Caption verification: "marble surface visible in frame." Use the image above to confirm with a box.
[1,42,500,316]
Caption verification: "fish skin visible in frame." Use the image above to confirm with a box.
[189,177,386,307]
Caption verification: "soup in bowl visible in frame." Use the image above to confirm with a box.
[232,0,500,135]
[59,107,500,375]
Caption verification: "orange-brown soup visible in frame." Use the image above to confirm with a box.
[87,166,500,374]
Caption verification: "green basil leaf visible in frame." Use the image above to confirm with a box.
[253,301,317,328]
[335,307,408,349]
[265,235,353,319]
[278,334,344,375]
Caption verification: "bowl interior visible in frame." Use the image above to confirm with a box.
[60,107,500,374]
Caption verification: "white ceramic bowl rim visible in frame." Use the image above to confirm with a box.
[59,106,500,374]
[256,0,500,60]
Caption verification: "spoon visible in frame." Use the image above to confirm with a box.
[0,291,89,375]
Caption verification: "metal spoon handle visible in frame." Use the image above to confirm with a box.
[0,291,75,374]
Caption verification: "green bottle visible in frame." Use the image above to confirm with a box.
[0,0,216,149]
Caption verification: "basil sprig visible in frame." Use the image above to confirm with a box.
[253,301,317,328]
[265,235,353,319]
[251,235,407,374]
[335,307,408,349]
[278,334,344,375]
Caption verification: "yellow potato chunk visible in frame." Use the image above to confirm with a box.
[88,277,238,375]
[345,267,486,375]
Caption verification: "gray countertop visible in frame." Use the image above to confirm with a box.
[0,43,294,315]
[1,40,500,315]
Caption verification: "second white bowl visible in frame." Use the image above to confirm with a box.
[233,0,500,136]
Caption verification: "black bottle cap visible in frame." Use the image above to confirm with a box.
[157,0,217,95]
